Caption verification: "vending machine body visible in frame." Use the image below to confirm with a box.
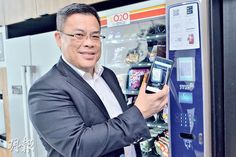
[166,1,211,157]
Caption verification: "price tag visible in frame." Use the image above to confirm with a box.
[107,12,130,27]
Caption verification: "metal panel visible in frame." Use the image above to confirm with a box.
[223,0,236,157]
[209,0,225,157]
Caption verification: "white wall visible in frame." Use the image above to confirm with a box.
[30,31,61,81]
[0,26,6,67]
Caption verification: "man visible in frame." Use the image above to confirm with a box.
[28,3,169,157]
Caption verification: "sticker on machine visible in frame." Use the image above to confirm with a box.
[169,3,200,50]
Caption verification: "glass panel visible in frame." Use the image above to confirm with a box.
[101,17,166,93]
[101,15,168,156]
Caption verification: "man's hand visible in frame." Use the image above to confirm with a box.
[134,74,169,119]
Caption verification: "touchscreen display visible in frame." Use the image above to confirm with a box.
[177,57,195,82]
[179,92,193,104]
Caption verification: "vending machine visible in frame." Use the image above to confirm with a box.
[99,0,211,156]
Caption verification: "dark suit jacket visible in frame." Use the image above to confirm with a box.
[28,57,151,157]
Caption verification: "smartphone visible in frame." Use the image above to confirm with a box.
[146,56,173,93]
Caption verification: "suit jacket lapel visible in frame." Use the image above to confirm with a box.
[102,68,128,112]
[56,58,110,119]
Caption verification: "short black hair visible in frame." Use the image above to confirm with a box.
[56,3,101,31]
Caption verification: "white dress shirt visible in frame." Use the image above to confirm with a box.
[62,56,136,157]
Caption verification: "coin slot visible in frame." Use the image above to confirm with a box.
[179,133,195,140]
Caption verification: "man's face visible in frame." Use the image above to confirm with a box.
[55,13,101,74]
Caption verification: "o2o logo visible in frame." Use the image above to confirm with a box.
[112,12,129,22]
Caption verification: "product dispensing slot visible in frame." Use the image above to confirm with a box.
[179,133,195,140]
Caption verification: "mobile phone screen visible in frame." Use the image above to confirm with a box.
[146,57,173,93]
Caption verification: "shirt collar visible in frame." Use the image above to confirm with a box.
[62,55,104,79]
